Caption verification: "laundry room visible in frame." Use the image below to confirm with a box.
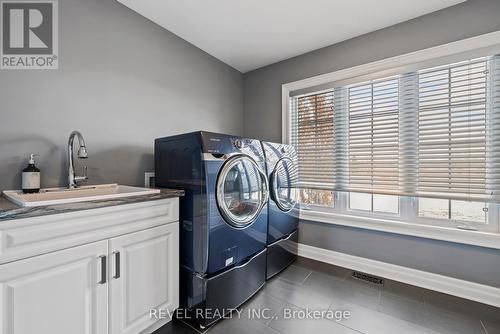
[0,0,499,333]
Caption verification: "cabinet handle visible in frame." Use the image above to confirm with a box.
[99,255,107,284]
[113,251,121,279]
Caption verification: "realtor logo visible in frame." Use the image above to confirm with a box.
[1,0,58,69]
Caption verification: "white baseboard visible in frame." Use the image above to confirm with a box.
[296,243,500,308]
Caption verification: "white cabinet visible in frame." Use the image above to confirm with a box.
[109,224,179,334]
[0,197,180,334]
[0,240,109,334]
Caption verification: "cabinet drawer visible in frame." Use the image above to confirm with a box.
[185,249,266,327]
[266,229,298,279]
[0,198,179,265]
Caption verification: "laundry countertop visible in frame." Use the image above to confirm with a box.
[0,188,184,222]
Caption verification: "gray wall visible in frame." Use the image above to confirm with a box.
[243,0,500,142]
[243,0,500,287]
[0,0,243,192]
[300,221,500,288]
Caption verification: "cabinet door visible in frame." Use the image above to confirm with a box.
[0,240,108,334]
[109,223,179,334]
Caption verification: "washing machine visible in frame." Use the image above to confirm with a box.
[261,141,299,279]
[155,131,268,327]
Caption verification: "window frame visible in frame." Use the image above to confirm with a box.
[285,31,500,246]
[300,192,499,234]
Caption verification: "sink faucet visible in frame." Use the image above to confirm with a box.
[68,131,88,188]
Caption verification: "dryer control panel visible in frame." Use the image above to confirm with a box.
[200,131,261,156]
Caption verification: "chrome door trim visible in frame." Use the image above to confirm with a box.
[271,157,298,213]
[260,169,270,210]
[216,154,268,228]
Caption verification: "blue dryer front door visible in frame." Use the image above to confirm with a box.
[205,155,268,275]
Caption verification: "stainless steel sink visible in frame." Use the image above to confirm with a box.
[3,184,160,207]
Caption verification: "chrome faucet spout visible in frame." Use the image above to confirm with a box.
[68,131,89,188]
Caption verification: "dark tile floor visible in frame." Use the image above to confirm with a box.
[155,257,500,334]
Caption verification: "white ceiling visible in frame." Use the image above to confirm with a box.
[117,0,465,73]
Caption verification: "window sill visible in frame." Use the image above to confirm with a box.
[300,209,500,250]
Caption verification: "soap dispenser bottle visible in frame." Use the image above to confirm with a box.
[22,154,41,193]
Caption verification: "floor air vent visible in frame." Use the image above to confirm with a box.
[351,271,384,286]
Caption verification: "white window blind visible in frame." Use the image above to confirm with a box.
[417,59,488,200]
[347,77,399,193]
[289,54,500,202]
[290,91,335,189]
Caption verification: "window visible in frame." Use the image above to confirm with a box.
[349,192,371,211]
[349,193,399,214]
[418,198,487,224]
[299,189,335,207]
[288,54,500,233]
[418,197,449,220]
